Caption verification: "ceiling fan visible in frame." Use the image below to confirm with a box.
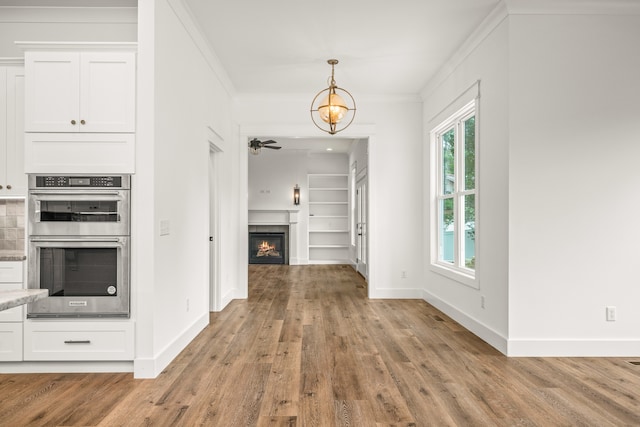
[249,138,281,155]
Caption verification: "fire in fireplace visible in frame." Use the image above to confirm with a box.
[249,232,285,264]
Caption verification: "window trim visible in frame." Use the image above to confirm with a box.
[430,98,479,289]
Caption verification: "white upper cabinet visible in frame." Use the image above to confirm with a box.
[25,51,135,133]
[0,64,26,196]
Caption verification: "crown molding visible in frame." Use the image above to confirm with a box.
[0,6,137,23]
[15,41,137,52]
[420,0,640,99]
[504,0,640,15]
[165,0,236,98]
[235,92,421,105]
[420,1,508,100]
[0,57,23,66]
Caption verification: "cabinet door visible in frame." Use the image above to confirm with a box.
[4,67,26,195]
[0,323,23,361]
[80,52,136,132]
[24,52,80,132]
[0,67,7,191]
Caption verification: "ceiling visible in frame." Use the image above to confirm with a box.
[185,0,500,96]
[0,0,500,95]
[182,0,500,152]
[0,0,501,152]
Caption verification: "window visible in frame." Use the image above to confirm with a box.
[431,100,476,284]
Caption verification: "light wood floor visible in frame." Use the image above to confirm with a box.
[1,264,640,426]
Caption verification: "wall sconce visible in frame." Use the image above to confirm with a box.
[293,184,300,205]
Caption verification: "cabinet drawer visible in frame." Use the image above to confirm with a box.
[0,262,23,283]
[24,321,134,361]
[0,323,23,361]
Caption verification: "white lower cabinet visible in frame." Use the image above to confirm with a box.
[0,323,22,361]
[24,321,134,361]
[0,262,24,361]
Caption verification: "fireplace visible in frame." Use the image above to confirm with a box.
[249,232,286,264]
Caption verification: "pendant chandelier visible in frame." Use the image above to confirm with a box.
[310,59,356,135]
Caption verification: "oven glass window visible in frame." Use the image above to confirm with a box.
[40,200,119,222]
[39,248,118,296]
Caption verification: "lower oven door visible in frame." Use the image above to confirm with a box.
[27,236,130,318]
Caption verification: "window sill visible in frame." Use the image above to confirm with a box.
[430,262,478,289]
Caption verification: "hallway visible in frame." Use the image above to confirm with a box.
[1,265,640,426]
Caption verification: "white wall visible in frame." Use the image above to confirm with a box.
[134,0,241,377]
[248,150,349,264]
[422,13,510,352]
[0,7,137,56]
[237,93,423,297]
[422,5,640,357]
[508,13,640,356]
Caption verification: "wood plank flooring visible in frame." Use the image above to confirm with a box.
[1,264,640,426]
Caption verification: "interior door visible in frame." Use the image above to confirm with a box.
[356,178,367,278]
[208,132,223,312]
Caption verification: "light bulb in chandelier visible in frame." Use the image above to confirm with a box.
[318,92,348,124]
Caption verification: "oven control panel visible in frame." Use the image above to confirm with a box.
[32,175,128,189]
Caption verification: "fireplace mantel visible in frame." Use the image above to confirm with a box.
[248,209,301,265]
[248,209,299,225]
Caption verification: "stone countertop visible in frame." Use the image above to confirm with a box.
[0,289,48,311]
[0,251,27,261]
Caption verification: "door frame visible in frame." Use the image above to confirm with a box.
[240,123,376,298]
[355,169,368,279]
[207,127,223,312]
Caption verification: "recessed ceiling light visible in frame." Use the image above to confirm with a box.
[326,148,333,151]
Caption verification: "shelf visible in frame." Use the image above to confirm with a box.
[308,173,350,263]
[309,202,348,205]
[309,187,348,191]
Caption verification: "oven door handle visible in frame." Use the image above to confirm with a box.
[29,191,123,197]
[29,238,122,243]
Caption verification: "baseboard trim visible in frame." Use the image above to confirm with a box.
[133,312,209,378]
[422,289,508,355]
[507,339,640,357]
[220,288,237,310]
[0,361,133,374]
[369,288,423,299]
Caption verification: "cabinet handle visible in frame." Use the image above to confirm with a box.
[71,119,77,125]
[80,119,86,125]
[6,185,11,190]
[64,340,91,344]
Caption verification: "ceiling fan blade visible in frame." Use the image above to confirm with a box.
[263,145,281,149]
[261,140,278,144]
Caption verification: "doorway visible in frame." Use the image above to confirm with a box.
[356,175,368,279]
[208,128,223,312]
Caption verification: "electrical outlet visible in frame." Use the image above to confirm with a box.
[401,271,407,279]
[606,306,616,322]
[160,219,170,236]
[481,295,485,309]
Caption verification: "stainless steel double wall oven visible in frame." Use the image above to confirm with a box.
[27,175,131,318]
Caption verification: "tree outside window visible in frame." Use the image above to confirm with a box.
[433,101,476,276]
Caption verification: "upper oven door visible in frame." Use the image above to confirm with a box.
[29,190,130,236]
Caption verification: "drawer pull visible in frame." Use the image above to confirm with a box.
[64,340,91,344]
